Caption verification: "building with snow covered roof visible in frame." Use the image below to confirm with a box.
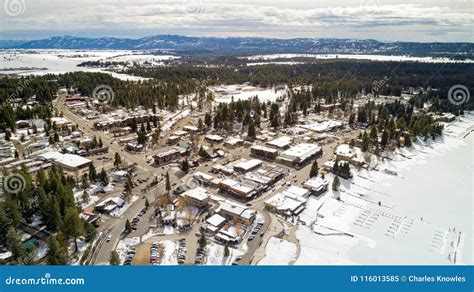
[276,143,322,169]
[266,136,293,149]
[233,159,263,173]
[303,177,329,195]
[265,186,309,215]
[217,200,256,225]
[335,144,364,166]
[181,187,211,208]
[250,145,279,161]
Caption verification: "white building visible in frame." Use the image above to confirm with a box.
[276,143,322,168]
[266,136,293,149]
[265,186,309,215]
[181,187,211,208]
[303,177,329,195]
[233,159,263,173]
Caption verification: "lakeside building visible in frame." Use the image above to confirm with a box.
[303,177,329,195]
[335,144,364,167]
[276,143,322,169]
[265,186,309,215]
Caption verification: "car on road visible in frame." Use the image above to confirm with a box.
[106,235,112,242]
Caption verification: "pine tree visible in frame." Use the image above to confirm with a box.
[247,119,256,139]
[224,244,230,258]
[332,176,340,191]
[114,152,122,168]
[309,160,319,178]
[47,235,67,265]
[88,163,97,182]
[63,207,85,252]
[165,172,171,193]
[125,219,132,234]
[198,232,207,248]
[6,228,23,260]
[109,251,120,265]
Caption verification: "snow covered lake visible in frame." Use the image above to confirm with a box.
[0,50,178,80]
[244,54,474,63]
[295,114,474,265]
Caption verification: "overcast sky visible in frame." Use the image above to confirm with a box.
[0,0,473,42]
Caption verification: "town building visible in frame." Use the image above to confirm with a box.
[276,143,322,169]
[266,136,293,149]
[217,200,256,225]
[153,148,181,165]
[205,134,224,143]
[265,186,309,215]
[303,177,329,195]
[181,187,211,208]
[250,145,279,161]
[233,159,263,173]
[335,144,364,166]
[203,214,227,234]
[219,178,262,199]
[36,151,91,172]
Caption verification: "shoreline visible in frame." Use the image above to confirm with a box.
[294,113,474,265]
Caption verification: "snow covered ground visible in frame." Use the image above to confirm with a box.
[258,237,297,265]
[244,54,474,63]
[209,84,290,103]
[205,242,243,265]
[294,113,474,265]
[0,50,177,80]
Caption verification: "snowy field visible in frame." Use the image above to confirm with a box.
[244,54,474,63]
[209,84,290,103]
[294,113,474,265]
[0,50,177,80]
[258,237,297,265]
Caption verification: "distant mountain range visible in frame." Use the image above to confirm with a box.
[1,35,473,58]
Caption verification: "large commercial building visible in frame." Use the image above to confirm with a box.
[37,151,91,172]
[233,159,263,173]
[276,143,322,169]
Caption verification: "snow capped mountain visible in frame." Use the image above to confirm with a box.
[2,35,473,58]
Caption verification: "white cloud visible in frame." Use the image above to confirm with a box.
[0,0,473,41]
